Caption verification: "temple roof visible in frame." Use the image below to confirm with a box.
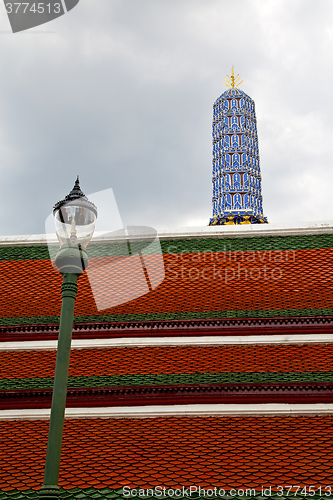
[2,343,333,410]
[1,415,333,496]
[3,344,333,382]
[0,223,332,330]
[1,223,333,498]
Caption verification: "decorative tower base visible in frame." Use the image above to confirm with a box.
[209,212,267,226]
[209,69,268,226]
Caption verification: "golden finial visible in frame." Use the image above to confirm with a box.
[224,67,243,89]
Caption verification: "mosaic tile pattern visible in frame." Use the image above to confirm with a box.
[210,88,267,225]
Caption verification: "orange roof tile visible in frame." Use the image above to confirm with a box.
[1,344,333,380]
[0,416,333,491]
[0,246,333,325]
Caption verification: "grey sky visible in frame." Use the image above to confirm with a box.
[0,0,332,236]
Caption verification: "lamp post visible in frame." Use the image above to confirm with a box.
[40,177,97,500]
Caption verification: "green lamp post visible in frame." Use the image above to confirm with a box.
[40,177,97,500]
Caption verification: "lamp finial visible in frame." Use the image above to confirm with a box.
[53,177,97,217]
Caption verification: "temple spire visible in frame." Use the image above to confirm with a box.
[209,72,267,226]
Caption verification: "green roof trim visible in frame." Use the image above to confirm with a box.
[71,308,333,323]
[160,233,333,254]
[0,315,61,326]
[0,245,50,262]
[1,307,333,326]
[0,488,328,500]
[2,371,333,391]
[0,233,333,262]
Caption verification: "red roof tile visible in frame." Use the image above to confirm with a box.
[1,416,333,491]
[1,344,333,380]
[0,248,333,324]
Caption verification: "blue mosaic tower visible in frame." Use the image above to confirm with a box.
[209,69,267,225]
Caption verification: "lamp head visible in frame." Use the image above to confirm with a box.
[53,176,97,248]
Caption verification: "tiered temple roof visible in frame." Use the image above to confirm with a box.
[1,222,333,499]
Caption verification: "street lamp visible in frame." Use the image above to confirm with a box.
[40,177,97,500]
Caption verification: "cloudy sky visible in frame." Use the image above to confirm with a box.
[0,0,332,236]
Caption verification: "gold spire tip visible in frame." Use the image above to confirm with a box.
[224,67,243,89]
